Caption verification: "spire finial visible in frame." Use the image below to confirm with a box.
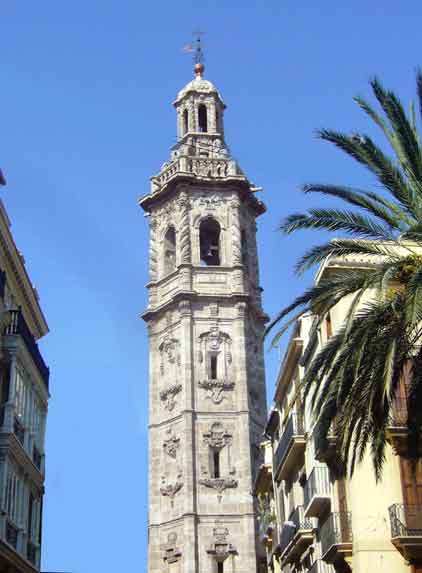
[193,32,205,77]
[182,32,205,77]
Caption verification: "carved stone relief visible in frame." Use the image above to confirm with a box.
[197,327,234,404]
[163,428,180,459]
[159,334,182,411]
[162,532,182,564]
[160,472,183,507]
[203,422,232,450]
[198,477,238,494]
[160,383,182,411]
[198,379,235,404]
[206,526,237,562]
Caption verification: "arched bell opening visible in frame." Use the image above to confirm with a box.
[163,227,176,274]
[198,104,208,133]
[199,218,220,266]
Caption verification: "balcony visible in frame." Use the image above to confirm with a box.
[310,560,335,573]
[279,505,314,564]
[386,398,408,455]
[314,423,337,463]
[33,446,42,471]
[304,466,331,518]
[5,520,18,549]
[4,309,49,390]
[320,512,352,564]
[13,417,25,446]
[27,541,36,565]
[274,414,306,481]
[389,504,422,561]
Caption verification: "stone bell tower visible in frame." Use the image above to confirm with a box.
[139,55,268,573]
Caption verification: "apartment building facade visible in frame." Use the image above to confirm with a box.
[0,175,49,573]
[255,256,420,573]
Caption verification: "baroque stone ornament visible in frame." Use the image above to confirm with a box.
[160,383,182,411]
[159,335,181,369]
[160,473,183,507]
[163,533,182,564]
[163,428,180,459]
[176,191,191,263]
[199,193,226,211]
[207,526,237,562]
[230,197,242,265]
[198,378,235,404]
[199,477,238,494]
[203,422,232,449]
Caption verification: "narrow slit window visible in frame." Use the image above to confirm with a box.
[198,104,208,132]
[210,355,218,380]
[164,227,176,275]
[213,450,220,478]
[183,109,189,135]
[217,562,224,573]
[200,219,220,266]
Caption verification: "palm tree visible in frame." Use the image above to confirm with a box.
[267,72,422,480]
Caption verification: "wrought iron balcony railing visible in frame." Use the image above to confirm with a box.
[304,466,331,517]
[27,540,37,565]
[273,413,304,478]
[310,560,334,573]
[13,416,25,446]
[389,504,422,537]
[33,446,42,471]
[389,398,407,427]
[6,520,18,549]
[279,505,313,556]
[320,512,352,560]
[4,309,49,389]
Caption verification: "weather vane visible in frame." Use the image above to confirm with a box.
[182,32,205,76]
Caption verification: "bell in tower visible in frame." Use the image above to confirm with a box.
[139,52,269,573]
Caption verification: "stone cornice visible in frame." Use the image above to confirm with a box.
[149,410,266,430]
[0,200,48,339]
[148,511,257,528]
[141,290,267,323]
[139,177,266,216]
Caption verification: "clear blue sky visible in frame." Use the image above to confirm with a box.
[1,1,421,571]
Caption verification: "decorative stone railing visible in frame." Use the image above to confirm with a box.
[151,156,240,193]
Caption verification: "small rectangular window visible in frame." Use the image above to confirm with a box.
[210,355,218,380]
[213,450,220,478]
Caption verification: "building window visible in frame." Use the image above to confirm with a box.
[183,109,189,135]
[198,104,208,133]
[210,355,218,380]
[217,562,224,573]
[216,109,220,133]
[213,450,221,478]
[199,219,220,266]
[164,227,176,275]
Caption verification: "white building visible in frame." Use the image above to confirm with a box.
[0,176,49,573]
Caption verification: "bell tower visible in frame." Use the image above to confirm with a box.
[140,57,268,573]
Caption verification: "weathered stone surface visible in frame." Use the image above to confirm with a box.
[141,67,268,573]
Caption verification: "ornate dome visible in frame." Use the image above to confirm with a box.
[175,75,224,104]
